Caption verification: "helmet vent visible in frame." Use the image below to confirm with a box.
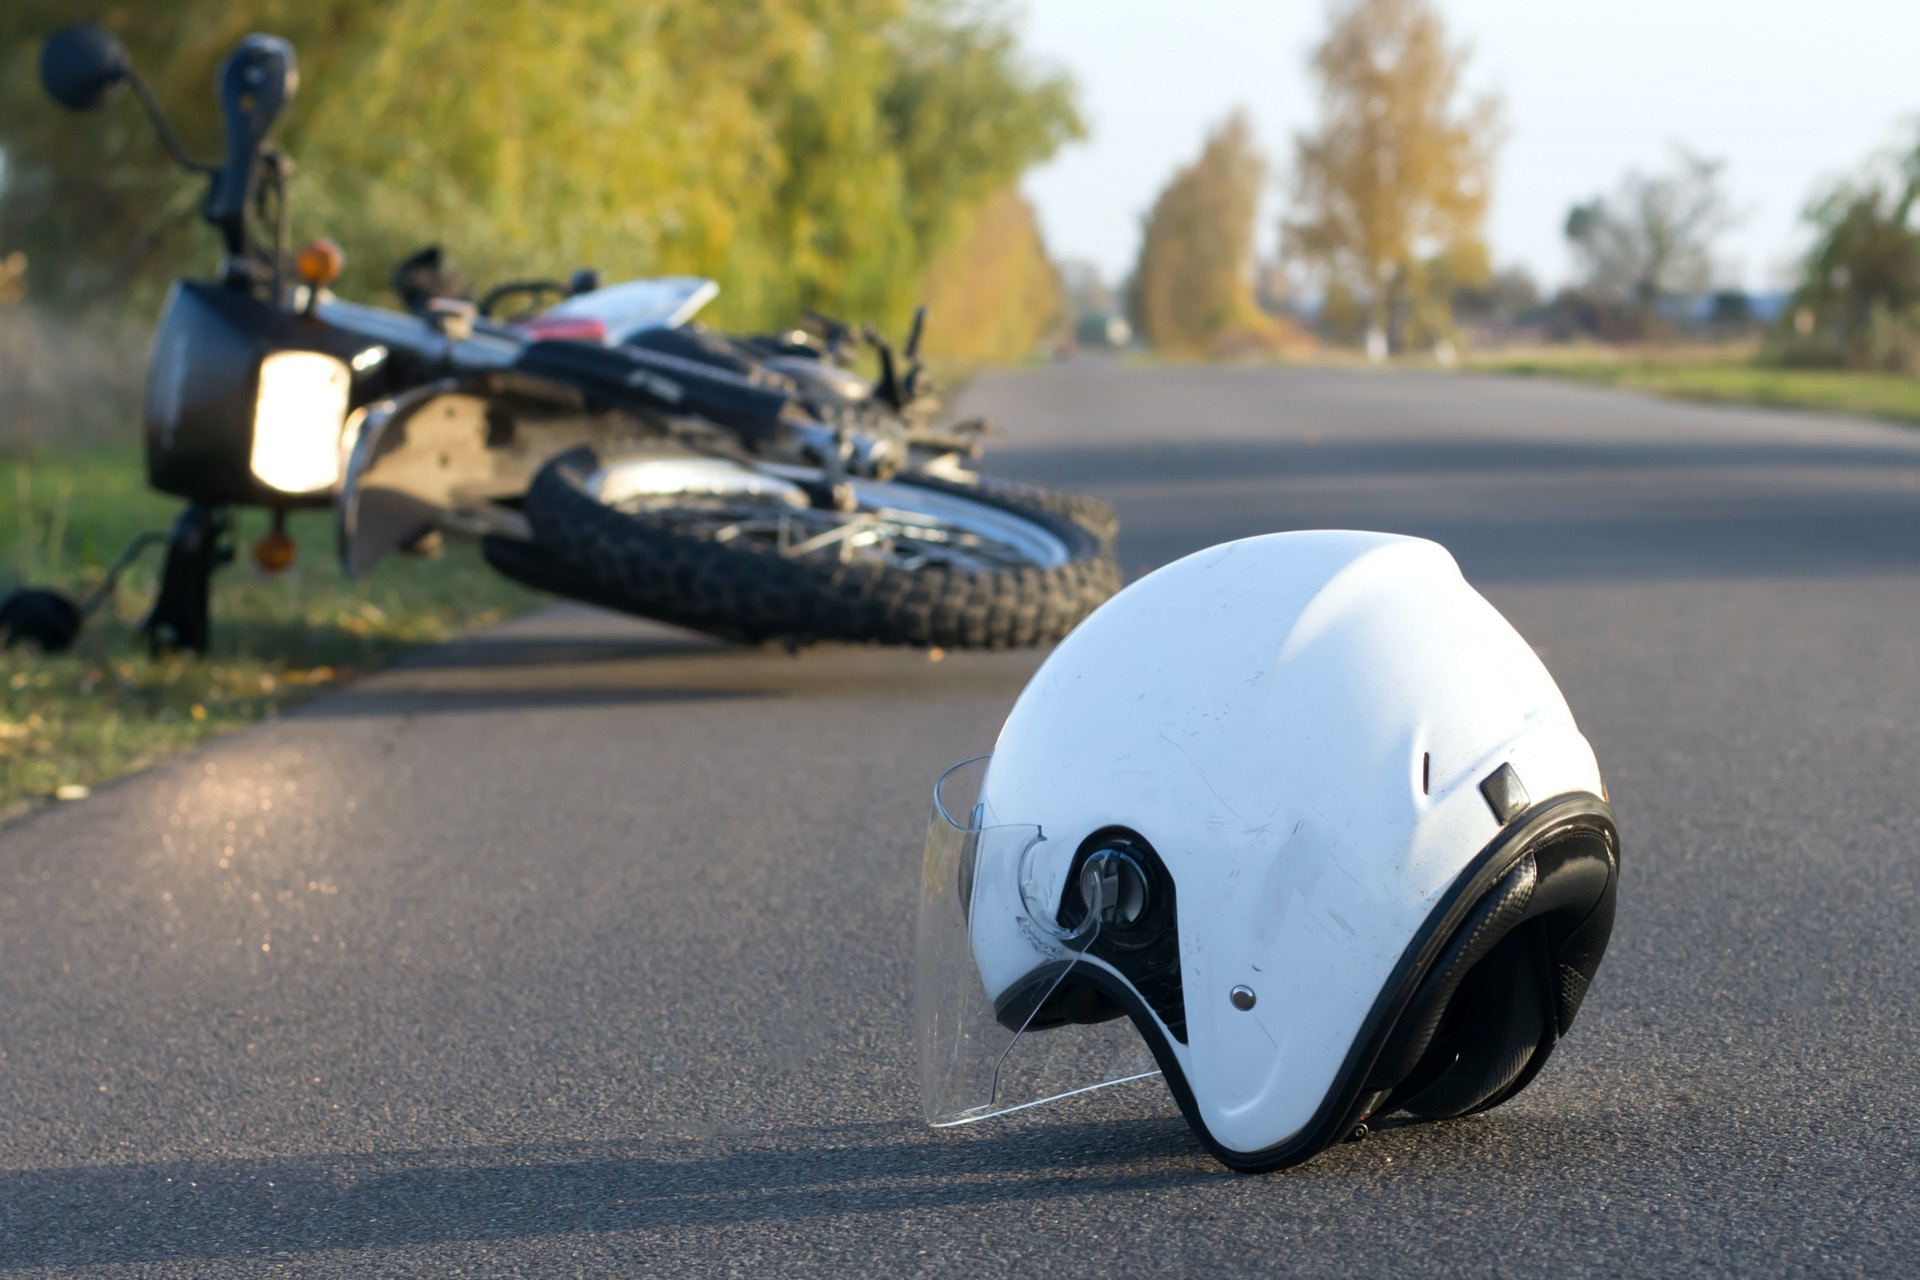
[1479,763,1529,824]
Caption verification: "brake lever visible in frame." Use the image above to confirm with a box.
[861,324,907,411]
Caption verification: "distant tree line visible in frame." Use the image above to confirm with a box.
[0,0,1077,362]
[1109,0,1920,372]
[1548,133,1920,371]
[1119,0,1497,361]
[1529,149,1743,344]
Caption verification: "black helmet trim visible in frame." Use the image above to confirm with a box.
[1056,791,1620,1172]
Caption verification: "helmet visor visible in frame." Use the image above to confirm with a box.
[915,756,1161,1127]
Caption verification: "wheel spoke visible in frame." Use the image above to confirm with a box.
[613,487,1049,572]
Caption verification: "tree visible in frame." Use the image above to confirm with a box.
[1774,134,1920,371]
[1564,149,1731,310]
[917,186,1065,363]
[1283,0,1499,354]
[1128,112,1272,357]
[1451,264,1538,328]
[0,0,1080,336]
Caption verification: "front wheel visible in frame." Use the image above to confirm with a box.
[519,448,1120,648]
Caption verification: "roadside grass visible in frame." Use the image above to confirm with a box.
[2,447,540,819]
[1473,346,1920,427]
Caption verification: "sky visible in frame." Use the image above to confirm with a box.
[1016,0,1920,294]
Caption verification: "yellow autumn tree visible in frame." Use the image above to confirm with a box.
[1127,112,1283,358]
[1283,0,1499,353]
[0,0,1080,336]
[918,187,1064,364]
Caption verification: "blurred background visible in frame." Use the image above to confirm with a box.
[10,0,1920,443]
[1028,0,1920,366]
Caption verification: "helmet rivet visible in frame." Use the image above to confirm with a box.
[1230,985,1256,1011]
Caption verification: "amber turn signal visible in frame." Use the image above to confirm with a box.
[253,527,296,573]
[295,238,344,287]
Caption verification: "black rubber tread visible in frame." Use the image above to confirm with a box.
[521,449,1121,648]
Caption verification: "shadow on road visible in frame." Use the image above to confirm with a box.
[391,634,727,672]
[1000,436,1920,487]
[293,684,778,718]
[990,438,1920,585]
[0,1121,1217,1266]
[275,605,1045,720]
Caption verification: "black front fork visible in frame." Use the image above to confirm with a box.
[141,503,232,655]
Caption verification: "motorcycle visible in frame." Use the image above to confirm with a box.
[0,25,1119,656]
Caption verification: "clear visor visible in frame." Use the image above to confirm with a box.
[915,756,1161,1127]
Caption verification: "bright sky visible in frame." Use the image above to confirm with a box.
[1017,0,1920,293]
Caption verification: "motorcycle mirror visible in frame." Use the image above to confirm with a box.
[40,25,132,112]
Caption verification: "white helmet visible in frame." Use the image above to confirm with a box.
[915,531,1618,1170]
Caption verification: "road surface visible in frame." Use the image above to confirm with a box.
[3,363,1918,1275]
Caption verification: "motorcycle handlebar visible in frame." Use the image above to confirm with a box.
[43,26,298,280]
[204,36,298,260]
[126,73,216,176]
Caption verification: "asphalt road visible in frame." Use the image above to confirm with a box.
[4,363,1919,1276]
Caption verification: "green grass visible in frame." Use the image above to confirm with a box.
[2,447,540,818]
[1477,352,1920,427]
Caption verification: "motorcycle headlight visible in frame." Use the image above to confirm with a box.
[146,282,367,508]
[249,351,351,495]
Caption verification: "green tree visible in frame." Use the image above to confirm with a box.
[1774,134,1920,372]
[0,0,1079,338]
[1564,149,1731,312]
[918,186,1064,363]
[1128,112,1271,357]
[1283,0,1498,354]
